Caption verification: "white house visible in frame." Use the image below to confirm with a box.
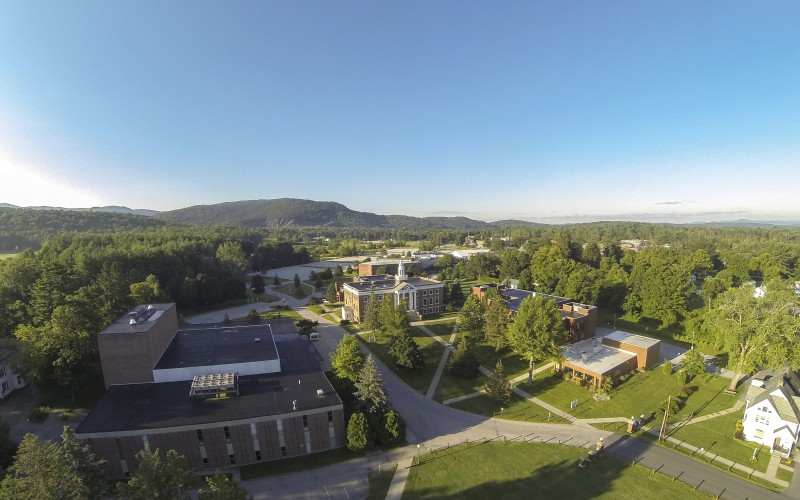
[0,341,26,399]
[742,373,800,457]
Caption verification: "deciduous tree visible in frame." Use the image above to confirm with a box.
[459,294,484,334]
[117,448,197,500]
[483,299,509,351]
[702,284,800,390]
[507,295,567,384]
[198,471,248,500]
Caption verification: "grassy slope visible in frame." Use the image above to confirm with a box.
[404,442,709,499]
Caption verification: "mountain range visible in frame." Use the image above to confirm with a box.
[2,199,799,229]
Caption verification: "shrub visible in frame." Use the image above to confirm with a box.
[380,410,406,445]
[661,361,673,376]
[562,372,572,382]
[61,409,73,421]
[27,406,51,423]
[447,339,480,378]
[676,370,689,386]
[246,308,260,321]
[339,319,350,325]
[347,412,369,451]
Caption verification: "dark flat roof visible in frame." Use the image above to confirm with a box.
[153,322,285,370]
[100,303,176,335]
[77,333,339,435]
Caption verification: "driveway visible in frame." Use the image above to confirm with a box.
[0,387,88,444]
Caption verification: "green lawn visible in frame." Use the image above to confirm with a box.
[356,329,445,394]
[273,282,313,298]
[367,465,396,500]
[467,338,530,379]
[434,369,488,402]
[419,318,458,338]
[448,392,571,424]
[404,442,709,499]
[777,467,793,484]
[665,411,770,473]
[530,368,736,421]
[0,253,20,260]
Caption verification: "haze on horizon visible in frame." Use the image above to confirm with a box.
[1,2,798,224]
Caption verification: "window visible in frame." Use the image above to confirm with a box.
[224,426,231,442]
[422,290,427,296]
[435,298,439,304]
[754,429,764,439]
[281,446,287,457]
[229,454,236,465]
[302,415,309,430]
[0,367,6,377]
[327,411,333,423]
[423,298,427,306]
[196,429,204,443]
[203,457,209,465]
[1,382,7,393]
[255,450,262,461]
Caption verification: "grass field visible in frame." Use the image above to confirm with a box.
[356,329,444,394]
[404,441,709,499]
[448,392,571,424]
[0,253,20,260]
[665,411,770,473]
[367,465,396,500]
[531,369,736,421]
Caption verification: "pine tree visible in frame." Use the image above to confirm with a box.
[331,334,366,382]
[378,295,397,335]
[363,290,381,333]
[447,339,480,378]
[354,356,389,416]
[325,283,338,303]
[485,360,512,406]
[388,331,424,370]
[459,294,485,334]
[483,299,509,351]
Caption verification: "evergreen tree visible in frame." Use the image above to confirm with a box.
[0,419,16,475]
[273,274,280,286]
[0,427,107,499]
[334,265,344,277]
[293,273,301,289]
[250,274,265,295]
[459,294,485,334]
[378,295,397,335]
[388,331,424,370]
[346,412,369,451]
[313,276,323,289]
[117,448,197,500]
[363,290,381,333]
[325,283,338,303]
[483,299,509,351]
[354,356,389,417]
[449,281,465,303]
[331,334,366,383]
[447,339,480,378]
[485,360,512,406]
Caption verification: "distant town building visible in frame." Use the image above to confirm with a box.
[620,239,650,251]
[77,304,344,479]
[451,249,493,260]
[358,259,423,276]
[342,261,444,322]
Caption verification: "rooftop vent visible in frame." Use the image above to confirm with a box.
[189,373,239,399]
[254,337,261,342]
[147,304,154,310]
[129,318,137,325]
[316,389,324,397]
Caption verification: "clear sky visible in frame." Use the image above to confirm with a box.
[1,1,798,223]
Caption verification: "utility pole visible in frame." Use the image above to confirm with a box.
[659,395,671,441]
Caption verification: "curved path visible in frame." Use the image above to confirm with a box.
[187,286,793,500]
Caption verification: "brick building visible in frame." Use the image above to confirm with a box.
[342,261,444,322]
[76,304,344,479]
[559,332,661,387]
[471,284,598,343]
[358,259,423,277]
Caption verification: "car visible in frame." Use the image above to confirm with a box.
[309,332,320,341]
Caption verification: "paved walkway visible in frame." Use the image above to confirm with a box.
[675,400,744,426]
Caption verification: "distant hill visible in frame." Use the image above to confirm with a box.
[491,219,546,228]
[0,203,158,216]
[153,198,498,229]
[0,207,168,251]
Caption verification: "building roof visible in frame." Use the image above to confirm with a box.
[604,331,661,349]
[496,288,573,314]
[76,333,340,435]
[746,374,800,425]
[153,322,286,371]
[561,338,637,376]
[99,303,176,335]
[343,276,442,293]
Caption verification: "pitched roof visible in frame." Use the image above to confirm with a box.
[746,373,800,424]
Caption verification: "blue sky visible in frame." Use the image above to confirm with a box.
[1,2,798,223]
